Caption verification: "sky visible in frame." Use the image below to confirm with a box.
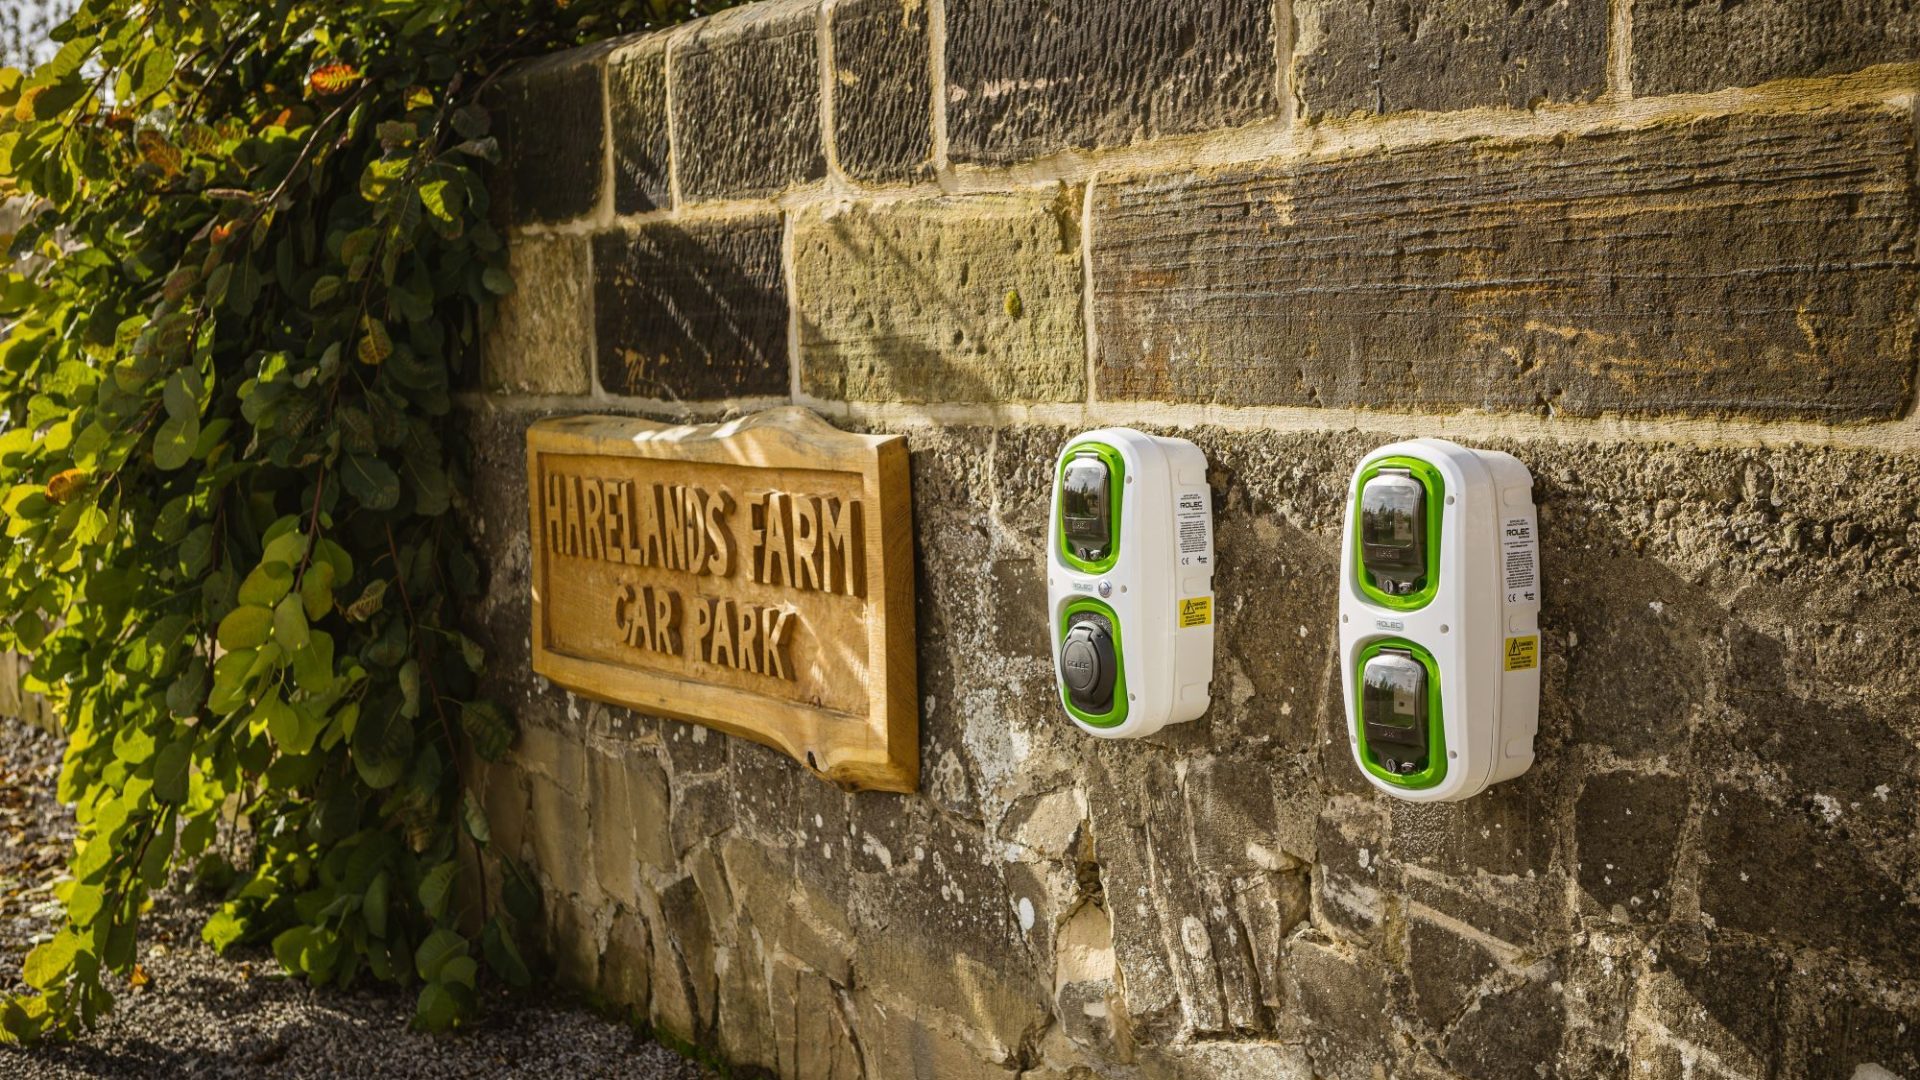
[0,0,77,71]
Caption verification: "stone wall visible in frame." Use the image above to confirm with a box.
[463,3,1920,1077]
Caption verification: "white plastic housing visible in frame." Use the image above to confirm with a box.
[1048,428,1215,739]
[1338,438,1541,801]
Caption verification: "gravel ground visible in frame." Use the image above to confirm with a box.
[0,719,710,1079]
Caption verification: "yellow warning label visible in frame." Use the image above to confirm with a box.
[1178,596,1213,629]
[1504,635,1539,671]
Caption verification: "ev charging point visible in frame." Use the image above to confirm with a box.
[1048,429,1215,739]
[1338,439,1541,801]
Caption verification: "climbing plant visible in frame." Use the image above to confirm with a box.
[0,0,726,1041]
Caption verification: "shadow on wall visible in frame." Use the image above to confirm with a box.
[594,219,791,402]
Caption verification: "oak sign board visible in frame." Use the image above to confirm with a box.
[526,408,917,792]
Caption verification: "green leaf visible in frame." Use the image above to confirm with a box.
[202,909,247,954]
[238,561,294,606]
[152,413,198,470]
[351,706,413,790]
[481,265,513,295]
[136,48,176,101]
[23,933,80,990]
[300,562,335,619]
[208,651,255,716]
[292,631,335,694]
[341,454,400,511]
[364,872,390,939]
[309,275,342,305]
[178,524,213,577]
[254,693,301,753]
[356,318,392,365]
[273,593,309,650]
[31,75,90,120]
[418,860,457,919]
[152,740,190,805]
[216,604,272,650]
[413,928,466,983]
[419,179,455,223]
[414,980,463,1032]
[271,925,313,974]
[66,883,104,925]
[162,369,197,420]
[166,658,209,719]
[439,956,478,990]
[460,701,514,762]
[460,789,490,845]
[482,919,531,988]
[261,523,309,566]
[139,818,175,889]
[315,538,354,585]
[112,724,156,764]
[399,659,421,718]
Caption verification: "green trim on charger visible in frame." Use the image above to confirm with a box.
[1352,455,1445,611]
[1056,440,1125,575]
[1353,638,1447,790]
[1059,596,1128,729]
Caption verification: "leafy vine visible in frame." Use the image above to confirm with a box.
[0,0,725,1038]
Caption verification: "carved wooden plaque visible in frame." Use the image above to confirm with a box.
[526,408,917,792]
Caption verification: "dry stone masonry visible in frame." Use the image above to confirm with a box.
[468,2,1920,1077]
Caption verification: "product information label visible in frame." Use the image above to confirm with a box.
[1502,514,1538,606]
[1178,596,1213,629]
[1504,634,1539,671]
[1176,491,1211,569]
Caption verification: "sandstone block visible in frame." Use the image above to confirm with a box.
[770,960,863,1080]
[592,216,790,399]
[1092,106,1919,421]
[674,0,826,201]
[1406,915,1504,1032]
[1574,771,1687,922]
[483,234,593,396]
[544,893,603,991]
[527,772,595,902]
[795,196,1086,403]
[1630,946,1787,1077]
[945,0,1280,164]
[1391,774,1552,878]
[1633,0,1919,95]
[1442,971,1569,1080]
[1294,0,1607,118]
[587,744,668,908]
[494,47,606,225]
[1285,937,1394,1080]
[1311,802,1388,945]
[830,0,933,183]
[608,36,672,213]
[1786,968,1920,1078]
[599,903,654,1014]
[1699,786,1919,973]
[480,759,532,865]
[853,986,1021,1078]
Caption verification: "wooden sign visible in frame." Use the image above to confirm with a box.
[526,408,917,792]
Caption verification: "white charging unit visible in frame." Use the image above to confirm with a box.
[1047,429,1214,739]
[1338,438,1541,801]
